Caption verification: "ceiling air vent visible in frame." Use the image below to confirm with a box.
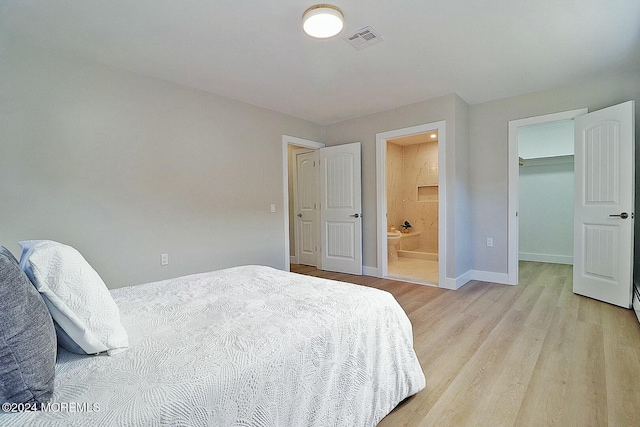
[345,26,383,50]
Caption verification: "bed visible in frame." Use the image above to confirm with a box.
[1,264,425,426]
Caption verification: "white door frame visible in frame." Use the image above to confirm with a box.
[507,108,587,285]
[282,135,324,272]
[376,121,446,286]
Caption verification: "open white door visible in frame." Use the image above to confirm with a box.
[295,150,319,267]
[319,142,362,275]
[573,101,635,308]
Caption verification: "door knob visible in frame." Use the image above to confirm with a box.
[609,212,629,219]
[349,213,360,218]
[297,213,303,218]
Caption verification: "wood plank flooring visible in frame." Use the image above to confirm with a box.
[290,262,640,427]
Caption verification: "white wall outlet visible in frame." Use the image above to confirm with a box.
[161,253,169,266]
[486,238,493,247]
[270,204,276,213]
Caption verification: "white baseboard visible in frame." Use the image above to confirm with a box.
[365,265,511,290]
[290,255,298,265]
[468,270,511,285]
[440,270,473,290]
[439,269,511,290]
[363,265,378,277]
[519,252,573,265]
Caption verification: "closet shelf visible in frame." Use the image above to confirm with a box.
[519,154,573,167]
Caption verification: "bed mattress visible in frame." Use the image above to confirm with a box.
[1,265,425,426]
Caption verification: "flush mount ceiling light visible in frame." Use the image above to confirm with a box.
[302,4,344,39]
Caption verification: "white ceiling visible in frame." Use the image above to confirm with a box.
[2,1,640,125]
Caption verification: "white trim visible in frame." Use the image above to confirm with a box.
[362,265,378,277]
[284,135,325,149]
[507,109,587,285]
[440,269,511,290]
[468,270,511,286]
[282,135,325,272]
[440,270,472,290]
[376,121,447,287]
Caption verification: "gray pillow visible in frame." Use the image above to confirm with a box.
[0,247,57,405]
[0,246,19,267]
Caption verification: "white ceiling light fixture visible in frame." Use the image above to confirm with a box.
[302,4,344,39]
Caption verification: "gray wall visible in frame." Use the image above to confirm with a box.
[0,42,323,288]
[519,159,574,263]
[324,94,472,281]
[469,71,640,276]
[453,96,472,279]
[326,71,638,284]
[3,40,638,289]
[518,121,575,265]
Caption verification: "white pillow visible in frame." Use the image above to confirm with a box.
[19,240,129,356]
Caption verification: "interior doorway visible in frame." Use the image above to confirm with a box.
[283,136,363,276]
[282,135,324,272]
[507,108,587,284]
[376,121,446,287]
[386,132,440,284]
[509,102,635,309]
[293,148,319,267]
[517,120,575,266]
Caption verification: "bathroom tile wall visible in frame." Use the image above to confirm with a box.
[386,141,439,253]
[386,142,404,231]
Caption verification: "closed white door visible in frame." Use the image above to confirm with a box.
[573,101,635,308]
[319,142,362,275]
[296,150,319,266]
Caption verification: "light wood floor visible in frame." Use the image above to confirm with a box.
[291,262,640,427]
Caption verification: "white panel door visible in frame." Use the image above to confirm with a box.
[296,150,319,266]
[320,142,362,275]
[573,101,635,308]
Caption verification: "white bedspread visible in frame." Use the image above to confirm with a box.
[2,265,425,426]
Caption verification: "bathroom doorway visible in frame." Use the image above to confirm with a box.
[376,121,446,287]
